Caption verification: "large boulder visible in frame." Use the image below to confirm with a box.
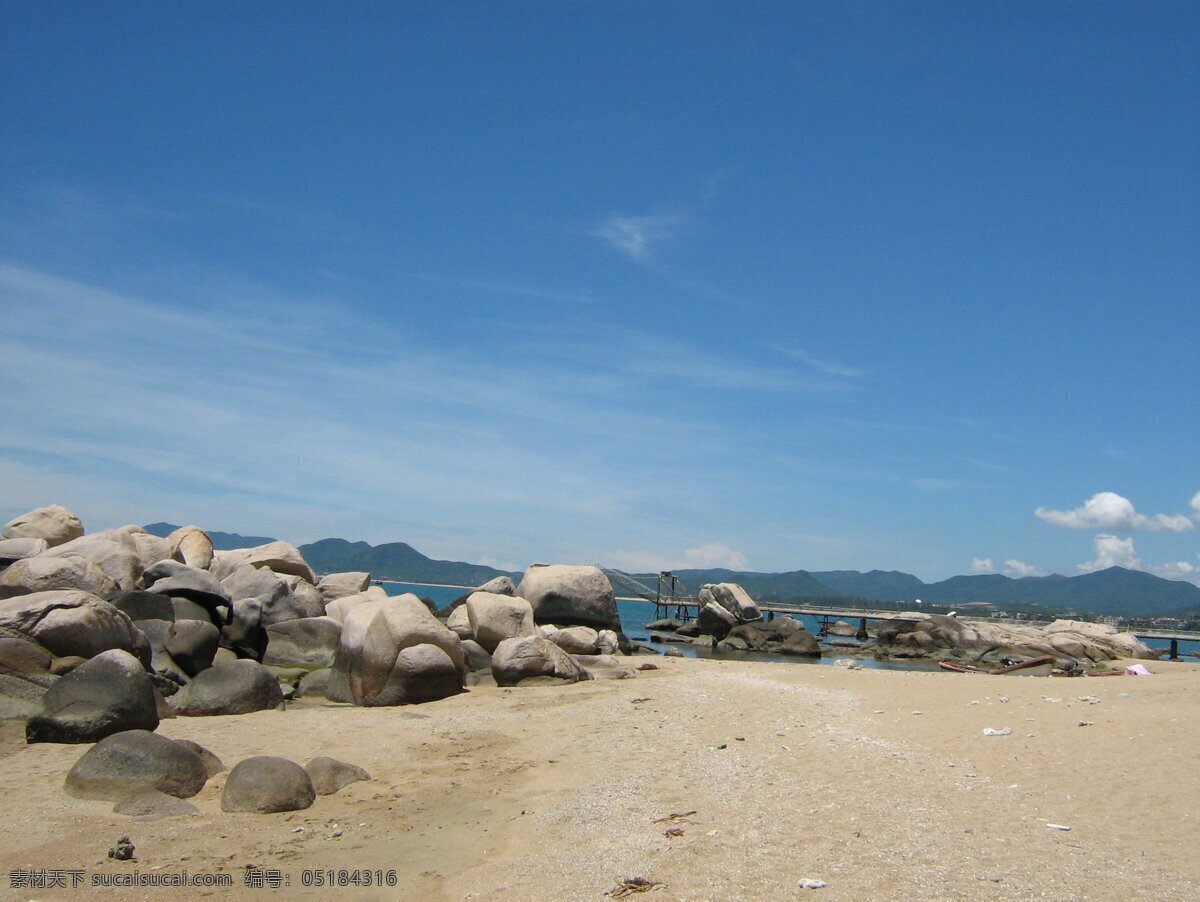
[2,504,83,547]
[0,537,49,568]
[697,601,738,640]
[221,597,268,661]
[143,561,232,623]
[516,564,620,631]
[572,654,637,680]
[262,574,324,625]
[317,572,371,603]
[0,633,53,674]
[65,730,207,800]
[306,757,371,795]
[465,592,537,652]
[169,659,284,716]
[166,526,214,570]
[446,605,473,638]
[221,756,315,813]
[0,590,149,664]
[26,649,158,743]
[216,542,316,584]
[545,626,600,655]
[334,595,465,706]
[354,643,462,706]
[264,617,341,669]
[697,583,761,622]
[776,629,821,657]
[0,668,58,719]
[113,786,200,819]
[107,590,175,623]
[324,586,389,624]
[0,554,118,598]
[491,635,591,686]
[44,534,143,590]
[163,620,220,677]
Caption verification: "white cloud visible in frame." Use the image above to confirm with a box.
[1078,534,1142,573]
[774,346,866,378]
[1149,558,1199,584]
[1004,559,1047,577]
[969,557,995,574]
[1036,492,1195,533]
[1192,490,1200,517]
[606,542,747,574]
[590,211,687,261]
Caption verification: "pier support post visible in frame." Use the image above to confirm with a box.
[1170,638,1179,661]
[856,617,869,641]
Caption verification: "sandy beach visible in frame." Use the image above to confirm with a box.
[2,655,1197,902]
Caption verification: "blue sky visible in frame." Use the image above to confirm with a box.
[2,2,1197,583]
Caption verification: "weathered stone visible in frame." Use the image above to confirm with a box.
[173,739,225,778]
[334,595,465,705]
[517,565,620,631]
[0,537,48,567]
[143,562,231,622]
[108,590,175,623]
[324,587,389,624]
[0,635,53,673]
[220,596,267,661]
[0,669,57,719]
[166,526,214,570]
[45,535,142,590]
[491,635,591,686]
[446,605,473,638]
[264,617,341,669]
[49,655,87,675]
[0,554,118,598]
[221,756,315,813]
[163,620,220,677]
[0,590,148,663]
[572,653,637,680]
[113,786,199,819]
[466,592,537,652]
[317,572,371,603]
[169,659,284,716]
[461,639,492,672]
[2,504,83,547]
[776,629,821,657]
[216,542,316,584]
[171,597,215,623]
[697,583,761,622]
[546,626,599,655]
[65,730,207,800]
[296,668,331,698]
[697,601,738,640]
[26,649,158,744]
[261,574,324,625]
[306,756,371,795]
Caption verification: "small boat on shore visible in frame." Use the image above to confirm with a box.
[939,654,1055,676]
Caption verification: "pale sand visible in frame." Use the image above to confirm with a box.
[1,656,1198,901]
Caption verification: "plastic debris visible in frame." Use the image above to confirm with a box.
[1046,823,1071,831]
[982,728,1012,736]
[1077,720,1094,727]
[1124,664,1153,676]
[800,879,828,889]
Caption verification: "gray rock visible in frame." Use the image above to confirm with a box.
[465,592,537,652]
[65,730,207,800]
[0,590,149,664]
[220,596,268,661]
[113,786,200,819]
[49,655,88,675]
[215,542,316,584]
[317,572,371,604]
[163,620,220,677]
[697,583,761,622]
[516,564,620,631]
[323,586,389,624]
[0,635,53,673]
[354,643,462,707]
[0,554,118,598]
[461,639,492,672]
[221,756,315,813]
[171,597,215,623]
[446,605,473,638]
[108,590,175,622]
[697,601,738,640]
[334,595,465,705]
[27,649,158,743]
[264,617,341,669]
[220,563,287,604]
[2,504,84,547]
[143,563,231,622]
[305,756,371,795]
[296,668,331,698]
[491,636,591,687]
[261,575,324,625]
[0,669,58,719]
[547,626,600,655]
[777,629,821,657]
[44,535,142,591]
[572,654,637,680]
[170,659,284,716]
[173,739,225,778]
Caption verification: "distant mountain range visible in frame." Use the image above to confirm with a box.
[143,522,279,551]
[142,525,1200,618]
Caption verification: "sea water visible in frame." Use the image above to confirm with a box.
[377,580,942,670]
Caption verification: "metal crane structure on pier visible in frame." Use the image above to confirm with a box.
[599,568,697,621]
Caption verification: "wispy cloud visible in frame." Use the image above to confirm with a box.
[1036,492,1195,533]
[968,557,994,574]
[589,210,691,261]
[1003,559,1047,578]
[773,345,866,379]
[606,542,748,574]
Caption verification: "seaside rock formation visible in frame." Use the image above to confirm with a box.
[697,601,738,640]
[775,629,821,656]
[446,605,473,638]
[296,668,331,698]
[0,590,150,665]
[0,554,119,599]
[108,590,175,623]
[264,617,341,669]
[546,625,600,655]
[166,525,214,570]
[461,638,492,671]
[324,586,389,624]
[26,649,159,744]
[65,730,208,801]
[113,786,200,819]
[216,542,316,584]
[43,534,143,591]
[873,614,1156,664]
[490,635,591,686]
[759,615,805,641]
[517,564,620,632]
[2,504,84,548]
[264,574,325,624]
[221,597,268,661]
[334,594,466,706]
[697,583,762,623]
[572,653,637,680]
[170,659,284,716]
[0,633,58,718]
[359,643,461,706]
[465,592,537,652]
[306,756,371,795]
[317,571,372,603]
[221,756,316,813]
[0,537,49,568]
[163,620,220,677]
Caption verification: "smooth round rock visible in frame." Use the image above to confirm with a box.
[221,756,315,813]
